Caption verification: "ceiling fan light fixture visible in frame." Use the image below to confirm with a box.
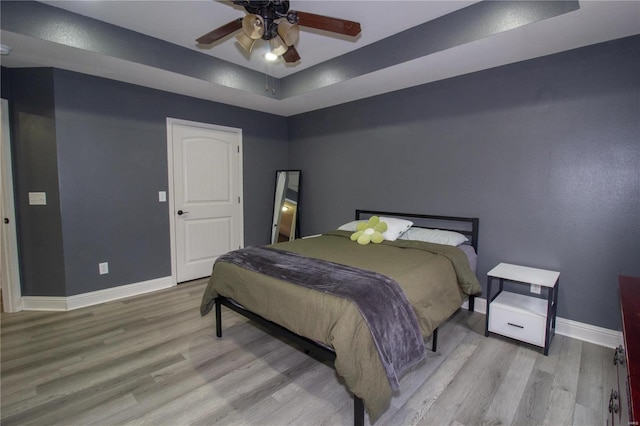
[242,14,264,39]
[277,21,299,46]
[265,51,278,61]
[270,36,288,56]
[196,2,361,66]
[236,32,256,52]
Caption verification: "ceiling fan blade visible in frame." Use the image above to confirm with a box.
[282,45,301,63]
[196,18,243,44]
[295,11,361,37]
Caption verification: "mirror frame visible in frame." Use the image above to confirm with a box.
[271,170,301,244]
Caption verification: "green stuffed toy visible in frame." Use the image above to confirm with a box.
[350,216,388,245]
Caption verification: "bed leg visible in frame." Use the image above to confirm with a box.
[468,295,475,312]
[215,298,222,338]
[354,395,364,426]
[431,327,438,352]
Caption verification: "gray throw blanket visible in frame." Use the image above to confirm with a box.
[216,246,426,392]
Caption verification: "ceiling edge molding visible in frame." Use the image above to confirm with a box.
[0,0,276,99]
[280,1,580,98]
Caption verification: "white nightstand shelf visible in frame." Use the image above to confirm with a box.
[485,263,560,355]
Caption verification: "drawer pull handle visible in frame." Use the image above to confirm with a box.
[608,389,619,414]
[614,345,625,365]
[507,322,524,329]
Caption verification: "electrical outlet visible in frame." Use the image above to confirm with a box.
[530,284,541,294]
[99,262,109,275]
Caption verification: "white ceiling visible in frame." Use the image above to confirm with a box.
[1,1,639,116]
[39,0,482,78]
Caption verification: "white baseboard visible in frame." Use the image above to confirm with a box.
[462,296,487,313]
[463,297,622,349]
[555,317,622,349]
[22,276,175,311]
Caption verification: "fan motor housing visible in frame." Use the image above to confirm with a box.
[234,0,296,40]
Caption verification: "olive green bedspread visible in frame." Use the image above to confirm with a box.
[200,230,481,421]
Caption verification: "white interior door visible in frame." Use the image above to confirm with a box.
[169,120,243,283]
[0,98,23,312]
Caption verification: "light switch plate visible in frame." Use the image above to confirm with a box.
[28,192,47,205]
[159,191,167,202]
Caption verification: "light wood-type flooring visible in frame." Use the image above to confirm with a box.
[1,279,615,425]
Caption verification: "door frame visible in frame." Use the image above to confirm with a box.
[166,117,244,285]
[1,98,23,312]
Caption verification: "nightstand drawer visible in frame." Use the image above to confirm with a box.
[489,302,546,347]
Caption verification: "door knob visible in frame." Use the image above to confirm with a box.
[177,210,189,216]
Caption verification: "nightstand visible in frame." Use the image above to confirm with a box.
[485,263,560,355]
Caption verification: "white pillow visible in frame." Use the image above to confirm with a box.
[379,217,413,241]
[399,227,468,246]
[337,220,362,232]
[337,217,413,241]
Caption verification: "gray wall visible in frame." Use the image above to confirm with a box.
[7,68,288,296]
[4,35,639,331]
[288,35,640,330]
[8,68,67,297]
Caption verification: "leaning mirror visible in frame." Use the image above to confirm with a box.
[271,170,301,244]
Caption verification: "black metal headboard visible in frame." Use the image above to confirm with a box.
[355,209,480,252]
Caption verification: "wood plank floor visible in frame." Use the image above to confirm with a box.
[1,279,614,425]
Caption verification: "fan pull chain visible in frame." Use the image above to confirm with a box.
[265,73,276,96]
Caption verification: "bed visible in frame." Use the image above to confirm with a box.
[200,210,482,425]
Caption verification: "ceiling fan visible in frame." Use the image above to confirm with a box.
[196,0,362,63]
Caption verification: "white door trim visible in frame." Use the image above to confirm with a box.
[166,117,244,285]
[1,98,23,312]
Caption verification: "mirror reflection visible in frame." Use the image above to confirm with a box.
[271,170,301,244]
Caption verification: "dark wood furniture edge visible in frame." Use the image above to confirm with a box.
[619,275,640,424]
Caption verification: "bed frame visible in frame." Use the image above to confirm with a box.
[214,210,479,426]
